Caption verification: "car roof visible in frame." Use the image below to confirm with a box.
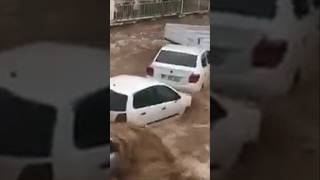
[161,44,204,56]
[0,42,107,106]
[110,75,164,95]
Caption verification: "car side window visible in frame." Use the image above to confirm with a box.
[154,85,181,103]
[292,0,310,19]
[211,97,227,124]
[133,87,158,109]
[74,87,108,149]
[201,53,208,67]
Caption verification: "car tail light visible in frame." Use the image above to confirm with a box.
[189,73,200,83]
[115,113,127,123]
[146,66,154,76]
[252,38,288,68]
[18,163,53,180]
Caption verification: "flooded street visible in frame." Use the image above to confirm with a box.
[110,14,319,180]
[111,14,211,179]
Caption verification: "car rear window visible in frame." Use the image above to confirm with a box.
[0,88,56,157]
[155,50,197,67]
[212,0,277,19]
[110,90,127,111]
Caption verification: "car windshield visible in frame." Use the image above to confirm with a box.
[110,90,127,111]
[212,0,277,19]
[155,50,197,67]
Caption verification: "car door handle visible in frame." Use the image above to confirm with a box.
[141,112,146,115]
[99,162,108,169]
[162,107,166,110]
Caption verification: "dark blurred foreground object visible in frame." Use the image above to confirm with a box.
[0,43,108,180]
[0,0,108,50]
[211,0,319,98]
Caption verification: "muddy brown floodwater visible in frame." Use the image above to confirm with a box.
[111,14,211,179]
[110,14,319,180]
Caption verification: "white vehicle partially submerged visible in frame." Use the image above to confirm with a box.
[147,44,210,94]
[0,42,108,180]
[211,94,261,178]
[110,75,192,126]
[211,0,319,97]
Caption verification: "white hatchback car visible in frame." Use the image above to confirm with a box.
[0,43,108,180]
[110,75,192,126]
[211,0,319,97]
[211,94,261,178]
[147,44,210,94]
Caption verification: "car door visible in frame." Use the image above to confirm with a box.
[132,87,163,125]
[153,85,183,122]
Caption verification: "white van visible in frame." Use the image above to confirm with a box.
[0,43,108,180]
[164,23,210,51]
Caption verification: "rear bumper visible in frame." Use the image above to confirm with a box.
[147,75,201,93]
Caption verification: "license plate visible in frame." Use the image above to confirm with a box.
[169,76,181,82]
[161,74,181,82]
